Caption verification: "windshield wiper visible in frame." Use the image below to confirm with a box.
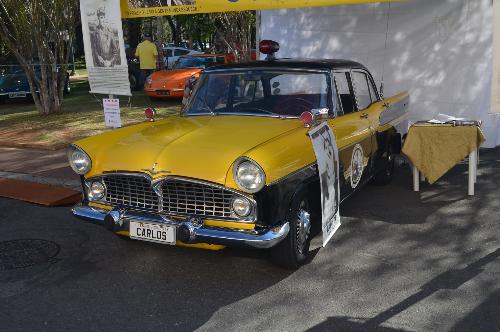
[234,106,287,118]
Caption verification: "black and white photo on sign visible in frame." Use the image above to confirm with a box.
[128,0,196,8]
[80,0,131,96]
[87,2,121,67]
[309,122,341,247]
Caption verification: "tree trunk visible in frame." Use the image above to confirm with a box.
[167,16,180,46]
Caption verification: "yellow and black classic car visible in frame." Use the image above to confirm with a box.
[69,41,409,268]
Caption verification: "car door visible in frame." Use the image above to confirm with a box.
[350,70,387,175]
[328,70,374,200]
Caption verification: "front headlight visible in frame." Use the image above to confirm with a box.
[88,181,106,201]
[67,145,92,175]
[146,76,153,86]
[233,158,266,193]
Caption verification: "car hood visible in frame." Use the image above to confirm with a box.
[151,68,202,83]
[77,115,303,186]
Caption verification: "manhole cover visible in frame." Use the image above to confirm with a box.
[0,239,60,271]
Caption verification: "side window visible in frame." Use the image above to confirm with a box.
[333,72,356,115]
[351,71,373,110]
[367,76,378,102]
[164,49,173,57]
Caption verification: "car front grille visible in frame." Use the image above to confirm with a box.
[104,175,159,211]
[162,180,234,218]
[100,174,242,220]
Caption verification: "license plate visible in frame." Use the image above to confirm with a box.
[9,92,26,98]
[156,90,170,96]
[129,221,176,245]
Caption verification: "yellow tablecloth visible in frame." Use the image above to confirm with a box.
[402,124,485,184]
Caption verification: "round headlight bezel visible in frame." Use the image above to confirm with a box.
[88,181,106,201]
[67,144,92,175]
[233,157,266,194]
[231,197,252,217]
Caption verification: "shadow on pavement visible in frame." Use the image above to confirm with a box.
[308,248,500,332]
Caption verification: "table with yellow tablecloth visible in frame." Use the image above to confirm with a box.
[402,123,485,195]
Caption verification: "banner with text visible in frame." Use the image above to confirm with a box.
[81,0,131,96]
[121,0,396,18]
[309,122,341,247]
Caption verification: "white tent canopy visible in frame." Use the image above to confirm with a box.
[260,0,500,147]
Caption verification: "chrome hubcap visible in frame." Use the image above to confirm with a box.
[296,207,311,254]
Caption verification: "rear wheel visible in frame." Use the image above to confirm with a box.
[271,192,312,269]
[371,142,395,186]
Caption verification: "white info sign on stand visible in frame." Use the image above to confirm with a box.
[309,122,341,247]
[103,98,122,128]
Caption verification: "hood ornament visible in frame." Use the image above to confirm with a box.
[141,163,171,176]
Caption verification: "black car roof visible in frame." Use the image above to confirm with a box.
[204,58,368,72]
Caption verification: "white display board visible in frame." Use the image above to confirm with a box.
[309,122,341,247]
[81,0,131,96]
[103,98,122,128]
[261,0,500,147]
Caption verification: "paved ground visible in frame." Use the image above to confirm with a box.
[0,149,499,331]
[0,147,80,190]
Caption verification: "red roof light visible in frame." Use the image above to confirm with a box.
[145,107,156,122]
[300,111,314,127]
[259,40,280,55]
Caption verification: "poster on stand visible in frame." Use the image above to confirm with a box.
[309,122,341,247]
[103,98,122,128]
[81,0,131,96]
[121,0,395,18]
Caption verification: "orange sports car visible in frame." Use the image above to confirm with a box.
[144,54,231,99]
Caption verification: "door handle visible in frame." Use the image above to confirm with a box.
[360,113,369,119]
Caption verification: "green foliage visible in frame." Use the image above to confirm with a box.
[0,0,79,114]
[177,14,216,50]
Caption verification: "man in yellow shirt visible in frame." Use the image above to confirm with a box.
[135,33,158,88]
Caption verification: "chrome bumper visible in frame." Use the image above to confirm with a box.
[71,204,289,249]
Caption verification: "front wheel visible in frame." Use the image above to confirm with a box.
[271,192,312,269]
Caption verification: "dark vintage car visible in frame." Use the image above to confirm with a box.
[0,65,70,103]
[69,41,409,268]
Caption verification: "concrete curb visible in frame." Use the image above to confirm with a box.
[0,141,68,151]
[0,171,81,191]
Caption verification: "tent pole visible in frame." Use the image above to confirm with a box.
[256,10,261,60]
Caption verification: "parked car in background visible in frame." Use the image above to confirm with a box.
[144,54,232,99]
[162,47,203,69]
[70,41,409,269]
[0,65,70,103]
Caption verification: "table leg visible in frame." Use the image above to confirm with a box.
[413,165,420,192]
[475,148,479,183]
[468,149,476,196]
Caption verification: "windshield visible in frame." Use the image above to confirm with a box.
[174,56,224,69]
[183,70,332,117]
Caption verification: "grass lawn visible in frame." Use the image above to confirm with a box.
[0,79,182,150]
